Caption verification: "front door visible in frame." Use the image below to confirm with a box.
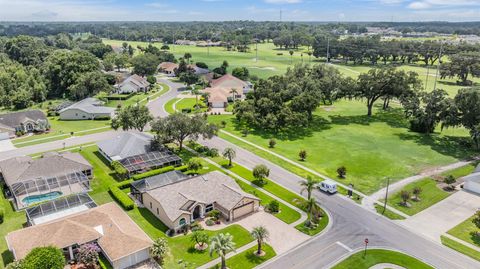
[193,205,202,219]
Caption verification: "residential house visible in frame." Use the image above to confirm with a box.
[131,171,260,232]
[0,151,93,209]
[202,74,253,108]
[59,98,116,120]
[463,164,480,194]
[6,203,152,269]
[0,110,49,137]
[97,132,182,175]
[115,74,151,94]
[158,62,178,76]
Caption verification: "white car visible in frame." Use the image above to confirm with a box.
[319,179,338,194]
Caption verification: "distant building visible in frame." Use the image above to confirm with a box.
[59,98,115,120]
[158,62,178,76]
[0,110,49,137]
[115,74,150,94]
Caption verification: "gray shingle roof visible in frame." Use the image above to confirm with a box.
[97,132,153,161]
[0,110,47,128]
[118,75,150,90]
[59,98,115,114]
[146,171,259,222]
[0,152,92,186]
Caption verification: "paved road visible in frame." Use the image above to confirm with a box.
[200,137,480,269]
[148,78,186,118]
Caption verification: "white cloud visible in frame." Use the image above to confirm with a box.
[408,0,480,9]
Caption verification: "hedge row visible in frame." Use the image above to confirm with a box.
[175,165,188,172]
[116,180,133,190]
[109,186,134,210]
[132,166,175,181]
[0,206,4,224]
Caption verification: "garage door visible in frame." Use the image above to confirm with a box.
[232,202,254,220]
[212,102,225,108]
[465,181,480,194]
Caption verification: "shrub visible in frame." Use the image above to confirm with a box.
[0,206,4,224]
[5,260,23,269]
[269,139,276,148]
[266,200,280,213]
[76,243,100,268]
[151,238,169,265]
[196,62,208,69]
[175,165,189,172]
[190,221,204,232]
[207,209,221,221]
[400,190,410,207]
[23,246,65,269]
[109,186,134,210]
[206,148,219,157]
[337,166,347,178]
[187,158,203,174]
[112,161,128,180]
[220,120,227,128]
[205,219,215,226]
[147,75,157,85]
[116,180,132,190]
[299,150,307,161]
[444,175,456,190]
[132,166,175,180]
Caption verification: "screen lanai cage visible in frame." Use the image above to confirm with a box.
[130,170,188,203]
[26,193,97,225]
[119,150,182,175]
[10,171,91,210]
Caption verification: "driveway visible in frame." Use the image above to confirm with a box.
[203,209,309,255]
[0,138,16,152]
[400,190,480,242]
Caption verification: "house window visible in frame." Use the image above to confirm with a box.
[179,218,186,226]
[156,208,159,215]
[205,204,214,213]
[150,202,152,209]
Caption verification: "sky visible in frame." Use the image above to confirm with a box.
[0,0,479,22]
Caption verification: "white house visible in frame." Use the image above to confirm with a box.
[115,74,151,94]
[59,98,115,120]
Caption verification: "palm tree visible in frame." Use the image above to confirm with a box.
[222,147,236,167]
[209,233,236,269]
[191,88,200,108]
[251,226,269,255]
[184,52,192,64]
[304,197,321,227]
[300,176,317,200]
[229,88,238,102]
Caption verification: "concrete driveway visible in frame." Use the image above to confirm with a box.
[400,190,480,242]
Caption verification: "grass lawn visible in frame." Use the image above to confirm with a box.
[165,98,179,114]
[385,178,451,216]
[210,244,276,269]
[447,215,480,248]
[175,98,208,113]
[441,236,480,262]
[208,99,475,194]
[332,249,433,269]
[374,204,406,220]
[295,215,329,236]
[12,117,111,147]
[0,186,26,269]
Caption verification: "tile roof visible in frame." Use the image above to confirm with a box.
[211,74,248,90]
[158,62,178,73]
[0,110,47,128]
[6,203,152,261]
[0,152,92,186]
[146,171,259,222]
[97,132,153,161]
[59,98,115,115]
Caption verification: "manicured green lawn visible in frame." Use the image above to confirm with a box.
[295,215,329,236]
[0,186,26,269]
[208,100,474,194]
[447,215,480,248]
[210,244,276,269]
[385,178,451,216]
[441,236,480,262]
[165,98,179,114]
[175,98,208,113]
[440,162,479,179]
[332,249,433,269]
[12,117,111,147]
[374,204,406,220]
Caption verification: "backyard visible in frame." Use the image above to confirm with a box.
[207,100,475,194]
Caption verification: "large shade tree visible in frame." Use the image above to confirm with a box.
[111,105,153,132]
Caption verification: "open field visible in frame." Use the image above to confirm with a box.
[332,249,433,269]
[208,100,475,194]
[103,39,480,97]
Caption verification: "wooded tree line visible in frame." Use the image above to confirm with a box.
[233,64,480,150]
[0,34,177,109]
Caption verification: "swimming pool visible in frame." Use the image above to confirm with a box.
[22,191,63,205]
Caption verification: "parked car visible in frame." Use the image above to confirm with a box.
[319,179,337,194]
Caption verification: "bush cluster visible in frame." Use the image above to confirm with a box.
[132,166,175,180]
[109,186,134,210]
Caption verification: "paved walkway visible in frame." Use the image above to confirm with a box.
[362,160,474,212]
[400,190,480,242]
[369,263,406,269]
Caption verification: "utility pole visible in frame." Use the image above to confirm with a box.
[424,46,431,91]
[433,41,444,91]
[256,40,258,63]
[382,178,390,215]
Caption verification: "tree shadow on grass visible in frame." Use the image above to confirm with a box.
[245,250,267,264]
[328,106,409,129]
[1,250,14,266]
[469,232,480,247]
[396,133,477,160]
